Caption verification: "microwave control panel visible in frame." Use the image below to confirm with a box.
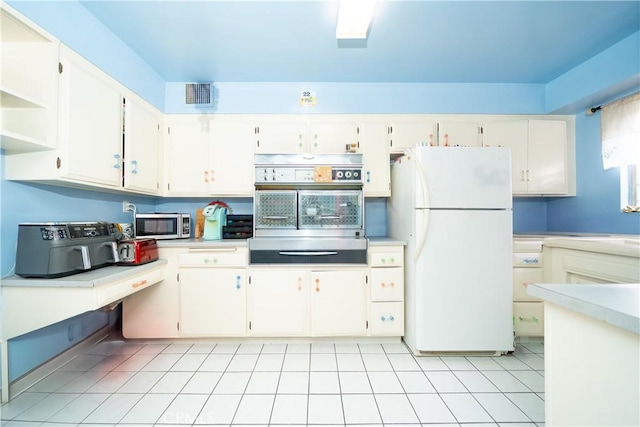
[255,166,363,184]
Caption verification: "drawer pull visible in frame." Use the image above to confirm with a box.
[235,275,241,289]
[380,315,395,322]
[131,279,148,289]
[519,316,539,322]
[188,248,238,253]
[381,282,395,288]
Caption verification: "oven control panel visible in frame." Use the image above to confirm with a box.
[255,166,363,184]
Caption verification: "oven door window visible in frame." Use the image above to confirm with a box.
[298,190,363,229]
[255,190,297,229]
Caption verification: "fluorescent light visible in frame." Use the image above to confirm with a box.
[336,0,376,40]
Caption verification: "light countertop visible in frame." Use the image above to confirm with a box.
[1,259,168,288]
[542,237,640,258]
[528,283,640,334]
[157,237,406,248]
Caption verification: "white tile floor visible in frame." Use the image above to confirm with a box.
[0,337,545,426]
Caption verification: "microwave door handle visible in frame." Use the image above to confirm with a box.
[319,215,340,220]
[72,245,92,270]
[262,216,289,220]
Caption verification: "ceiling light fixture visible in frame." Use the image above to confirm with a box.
[336,0,376,40]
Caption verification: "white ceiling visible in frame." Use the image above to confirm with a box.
[77,1,639,84]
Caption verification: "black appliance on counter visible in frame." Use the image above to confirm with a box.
[223,215,253,239]
[15,222,120,278]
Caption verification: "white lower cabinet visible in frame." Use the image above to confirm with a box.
[310,270,367,336]
[122,248,182,338]
[368,245,405,337]
[512,238,545,337]
[124,243,405,340]
[247,268,308,336]
[178,248,247,337]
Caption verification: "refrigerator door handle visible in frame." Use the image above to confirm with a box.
[414,208,429,262]
[415,153,430,208]
[414,155,430,262]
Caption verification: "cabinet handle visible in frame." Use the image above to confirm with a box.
[521,170,525,182]
[366,171,371,183]
[380,315,396,322]
[429,134,435,146]
[518,316,539,322]
[443,133,449,147]
[204,170,209,183]
[130,160,138,175]
[211,169,215,182]
[236,275,241,289]
[526,170,531,181]
[381,282,395,288]
[315,278,320,292]
[112,154,121,169]
[297,277,303,291]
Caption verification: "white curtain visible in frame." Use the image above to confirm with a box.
[601,92,640,170]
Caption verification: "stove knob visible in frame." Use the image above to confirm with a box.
[345,171,352,178]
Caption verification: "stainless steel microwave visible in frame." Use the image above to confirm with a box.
[135,213,191,239]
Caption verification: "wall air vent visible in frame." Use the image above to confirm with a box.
[185,83,212,105]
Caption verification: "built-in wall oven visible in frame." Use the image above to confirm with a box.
[249,153,367,264]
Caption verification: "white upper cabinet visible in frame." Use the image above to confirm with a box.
[387,117,437,153]
[437,120,482,147]
[1,5,59,153]
[57,45,123,187]
[165,115,211,195]
[164,116,255,197]
[254,116,359,154]
[209,118,255,196]
[308,119,359,153]
[483,119,570,195]
[3,36,162,195]
[123,95,161,194]
[255,117,307,153]
[359,120,391,196]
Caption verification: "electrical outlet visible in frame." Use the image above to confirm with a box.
[122,200,130,213]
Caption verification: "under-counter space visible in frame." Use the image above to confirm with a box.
[1,259,167,401]
[528,283,639,426]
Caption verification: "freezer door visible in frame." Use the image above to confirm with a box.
[415,146,512,209]
[413,208,513,353]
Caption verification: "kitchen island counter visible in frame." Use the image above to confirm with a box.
[528,283,639,426]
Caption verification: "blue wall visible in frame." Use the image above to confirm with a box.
[1,0,638,390]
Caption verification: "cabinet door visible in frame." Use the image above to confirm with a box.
[165,115,210,195]
[57,45,122,186]
[123,96,160,194]
[388,118,437,152]
[247,269,307,336]
[359,121,390,197]
[179,267,246,336]
[438,121,481,147]
[122,248,181,338]
[209,119,255,196]
[310,270,367,336]
[527,120,567,194]
[482,120,529,193]
[255,119,307,153]
[308,120,359,153]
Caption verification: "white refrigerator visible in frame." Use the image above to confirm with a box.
[388,146,514,355]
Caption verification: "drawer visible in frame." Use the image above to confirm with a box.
[513,267,543,301]
[513,239,544,252]
[369,249,403,267]
[370,302,404,336]
[179,248,247,267]
[370,268,404,301]
[513,302,544,337]
[513,252,543,267]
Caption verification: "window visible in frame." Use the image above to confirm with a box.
[600,92,640,212]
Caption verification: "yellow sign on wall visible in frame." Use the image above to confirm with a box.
[300,90,316,106]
